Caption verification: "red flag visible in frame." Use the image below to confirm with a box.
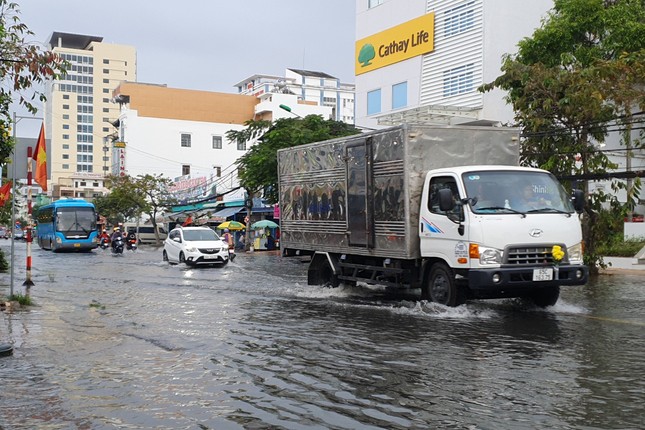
[33,123,48,192]
[0,182,11,207]
[182,216,193,227]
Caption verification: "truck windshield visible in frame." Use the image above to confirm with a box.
[462,171,575,215]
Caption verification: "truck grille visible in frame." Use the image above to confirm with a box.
[505,246,563,265]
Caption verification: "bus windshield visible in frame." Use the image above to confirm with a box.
[463,170,575,215]
[56,207,97,234]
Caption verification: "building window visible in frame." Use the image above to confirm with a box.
[103,69,109,74]
[367,89,381,115]
[443,64,475,97]
[103,59,109,64]
[444,2,475,37]
[103,79,109,84]
[103,108,109,113]
[63,144,69,149]
[62,154,69,159]
[63,114,69,120]
[102,127,109,132]
[181,133,191,147]
[63,104,69,110]
[214,166,222,177]
[392,82,407,109]
[63,94,69,100]
[63,134,69,140]
[62,164,69,169]
[237,140,246,151]
[182,165,190,176]
[212,135,222,149]
[369,0,383,7]
[103,98,109,103]
[103,88,109,93]
[63,124,69,130]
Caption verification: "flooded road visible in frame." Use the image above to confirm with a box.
[1,241,644,429]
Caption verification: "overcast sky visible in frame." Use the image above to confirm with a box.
[13,0,356,136]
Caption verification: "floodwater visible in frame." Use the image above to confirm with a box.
[1,241,644,429]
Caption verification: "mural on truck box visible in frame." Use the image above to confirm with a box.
[282,182,346,221]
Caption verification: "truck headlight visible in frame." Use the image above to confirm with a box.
[479,247,502,265]
[567,242,584,264]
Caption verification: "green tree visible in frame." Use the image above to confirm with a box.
[227,115,361,204]
[99,174,176,245]
[480,0,645,272]
[0,1,67,167]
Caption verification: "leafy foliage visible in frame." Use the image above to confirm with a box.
[0,1,67,168]
[480,0,645,272]
[96,174,176,244]
[226,115,361,204]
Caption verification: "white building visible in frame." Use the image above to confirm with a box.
[354,0,553,129]
[236,69,355,124]
[355,0,644,226]
[112,82,259,204]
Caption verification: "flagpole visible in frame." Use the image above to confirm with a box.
[10,112,16,297]
[23,146,34,293]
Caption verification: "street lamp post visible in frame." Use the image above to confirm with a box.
[279,104,303,119]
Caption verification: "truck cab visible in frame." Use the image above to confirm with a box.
[419,165,588,306]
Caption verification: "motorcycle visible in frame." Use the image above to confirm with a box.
[99,237,110,250]
[126,237,137,251]
[111,236,124,254]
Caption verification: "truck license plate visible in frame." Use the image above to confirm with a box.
[532,268,553,281]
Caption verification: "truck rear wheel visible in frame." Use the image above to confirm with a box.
[424,263,465,307]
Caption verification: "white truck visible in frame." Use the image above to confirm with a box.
[277,124,588,307]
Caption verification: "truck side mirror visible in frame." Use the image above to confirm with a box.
[572,189,584,213]
[438,188,455,212]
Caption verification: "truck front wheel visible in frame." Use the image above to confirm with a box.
[528,286,560,307]
[424,263,465,307]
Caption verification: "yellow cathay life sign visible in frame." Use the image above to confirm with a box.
[355,13,435,75]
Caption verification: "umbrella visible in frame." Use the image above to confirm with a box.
[217,221,246,231]
[251,220,279,229]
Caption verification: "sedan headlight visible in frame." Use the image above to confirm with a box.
[479,247,502,265]
[567,242,584,264]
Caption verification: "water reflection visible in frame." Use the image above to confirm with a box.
[1,243,644,429]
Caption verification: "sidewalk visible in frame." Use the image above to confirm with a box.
[601,256,645,272]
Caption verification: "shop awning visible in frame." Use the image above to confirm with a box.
[211,206,244,219]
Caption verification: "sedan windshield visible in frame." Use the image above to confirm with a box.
[183,229,219,241]
[463,171,575,215]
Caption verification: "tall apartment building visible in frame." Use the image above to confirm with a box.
[44,32,136,200]
[235,69,355,124]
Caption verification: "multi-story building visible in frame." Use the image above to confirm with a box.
[355,0,643,229]
[235,69,355,124]
[354,0,553,129]
[44,32,136,200]
[111,82,259,204]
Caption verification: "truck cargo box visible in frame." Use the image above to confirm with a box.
[278,124,519,260]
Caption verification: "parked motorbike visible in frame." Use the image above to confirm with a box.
[111,236,124,254]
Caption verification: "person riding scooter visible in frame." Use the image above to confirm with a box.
[98,229,110,249]
[110,227,125,253]
[125,229,138,250]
